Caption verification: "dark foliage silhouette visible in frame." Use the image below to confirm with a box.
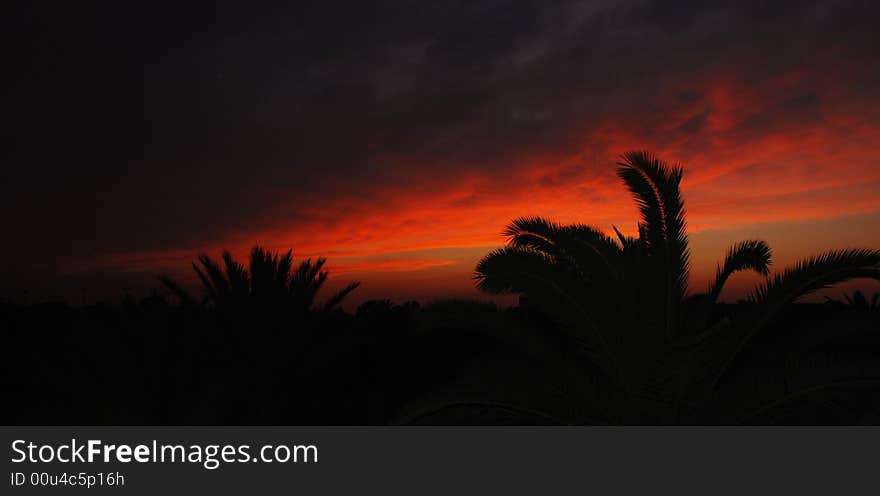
[2,156,878,425]
[402,150,880,424]
[825,290,880,311]
[160,246,360,314]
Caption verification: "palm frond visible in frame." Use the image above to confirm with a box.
[475,246,570,295]
[716,351,880,424]
[323,281,361,311]
[502,216,561,255]
[249,245,276,292]
[503,217,623,282]
[290,258,329,309]
[749,249,880,306]
[711,248,880,389]
[158,275,196,306]
[474,246,630,391]
[222,250,250,298]
[616,153,666,255]
[707,240,772,303]
[617,150,691,337]
[181,246,358,314]
[194,254,230,305]
[191,263,215,302]
[275,249,294,287]
[839,290,880,310]
[612,225,638,250]
[562,224,625,272]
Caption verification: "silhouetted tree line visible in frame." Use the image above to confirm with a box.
[2,151,878,425]
[1,289,570,424]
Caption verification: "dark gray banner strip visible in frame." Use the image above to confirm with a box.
[1,427,876,495]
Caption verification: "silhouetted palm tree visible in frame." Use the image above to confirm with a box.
[160,245,360,313]
[825,290,880,311]
[402,151,880,424]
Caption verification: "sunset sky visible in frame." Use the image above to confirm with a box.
[4,1,880,305]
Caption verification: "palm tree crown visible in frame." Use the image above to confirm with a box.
[161,245,360,313]
[473,150,880,423]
